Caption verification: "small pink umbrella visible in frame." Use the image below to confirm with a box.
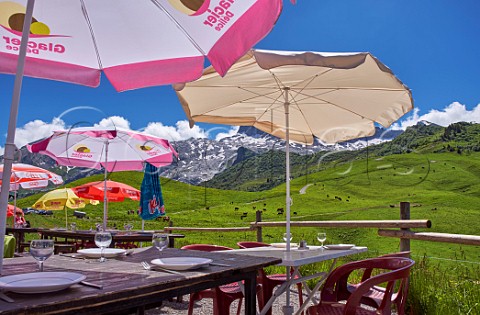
[0,163,63,191]
[28,127,177,229]
[1,163,63,226]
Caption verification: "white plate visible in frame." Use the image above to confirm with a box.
[77,248,126,258]
[0,272,86,294]
[270,243,299,248]
[324,244,356,250]
[151,257,213,271]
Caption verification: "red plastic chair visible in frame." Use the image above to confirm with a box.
[181,244,246,315]
[237,241,304,315]
[307,257,415,315]
[344,251,411,314]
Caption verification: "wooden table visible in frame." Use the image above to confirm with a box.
[228,245,368,315]
[0,247,281,314]
[38,229,185,249]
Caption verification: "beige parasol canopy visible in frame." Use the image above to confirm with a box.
[174,49,413,145]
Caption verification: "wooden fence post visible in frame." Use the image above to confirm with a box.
[256,210,263,242]
[400,202,411,252]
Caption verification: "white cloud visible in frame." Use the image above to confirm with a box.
[94,116,131,130]
[214,126,240,141]
[143,120,207,142]
[392,102,480,130]
[14,117,66,148]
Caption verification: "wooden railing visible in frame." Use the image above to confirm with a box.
[164,202,480,249]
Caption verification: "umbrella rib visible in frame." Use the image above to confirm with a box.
[293,88,409,123]
[80,0,103,70]
[286,75,319,138]
[150,0,206,55]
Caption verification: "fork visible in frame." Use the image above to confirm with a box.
[0,292,14,303]
[141,261,181,275]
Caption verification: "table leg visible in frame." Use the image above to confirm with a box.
[244,272,257,315]
[294,258,338,315]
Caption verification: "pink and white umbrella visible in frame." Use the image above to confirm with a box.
[27,127,177,229]
[0,163,63,191]
[0,0,282,91]
[0,163,63,226]
[0,0,282,270]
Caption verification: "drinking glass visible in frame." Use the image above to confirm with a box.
[30,240,54,272]
[317,232,327,248]
[95,232,112,263]
[152,233,169,252]
[283,232,293,242]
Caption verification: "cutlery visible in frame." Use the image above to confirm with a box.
[141,261,182,275]
[79,281,103,290]
[59,253,85,260]
[0,292,14,303]
[209,262,231,267]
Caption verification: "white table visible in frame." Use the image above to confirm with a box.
[227,245,368,315]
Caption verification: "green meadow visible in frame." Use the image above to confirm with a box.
[13,151,480,314]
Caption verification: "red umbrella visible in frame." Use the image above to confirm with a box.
[72,180,140,203]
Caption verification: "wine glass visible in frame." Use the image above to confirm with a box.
[317,232,327,248]
[283,232,293,243]
[30,240,54,272]
[94,232,112,262]
[152,233,169,252]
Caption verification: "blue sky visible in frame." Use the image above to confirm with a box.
[1,0,480,153]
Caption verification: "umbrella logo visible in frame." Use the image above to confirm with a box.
[0,1,66,54]
[138,144,153,152]
[71,145,93,158]
[74,145,91,153]
[167,0,237,32]
[0,1,50,35]
[167,0,210,16]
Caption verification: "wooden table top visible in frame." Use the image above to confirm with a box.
[0,247,281,314]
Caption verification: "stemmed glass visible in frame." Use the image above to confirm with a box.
[30,240,54,272]
[152,233,169,252]
[317,232,327,249]
[283,233,293,243]
[94,232,112,263]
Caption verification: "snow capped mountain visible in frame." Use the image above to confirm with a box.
[4,126,403,186]
[161,126,403,184]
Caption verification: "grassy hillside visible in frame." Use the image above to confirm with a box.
[14,151,480,265]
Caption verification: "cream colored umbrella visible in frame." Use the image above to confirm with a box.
[33,188,99,228]
[174,49,413,314]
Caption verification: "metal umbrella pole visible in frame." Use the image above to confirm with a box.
[0,0,35,273]
[103,140,109,231]
[283,87,294,315]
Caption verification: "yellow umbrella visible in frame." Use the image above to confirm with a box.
[33,188,99,228]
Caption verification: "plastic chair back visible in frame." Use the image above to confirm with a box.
[314,257,414,315]
[181,244,233,252]
[237,241,271,249]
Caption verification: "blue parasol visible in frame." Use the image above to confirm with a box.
[139,163,165,220]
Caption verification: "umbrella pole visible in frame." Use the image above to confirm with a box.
[13,190,17,228]
[0,0,35,273]
[103,141,109,231]
[283,88,293,315]
[64,188,68,229]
